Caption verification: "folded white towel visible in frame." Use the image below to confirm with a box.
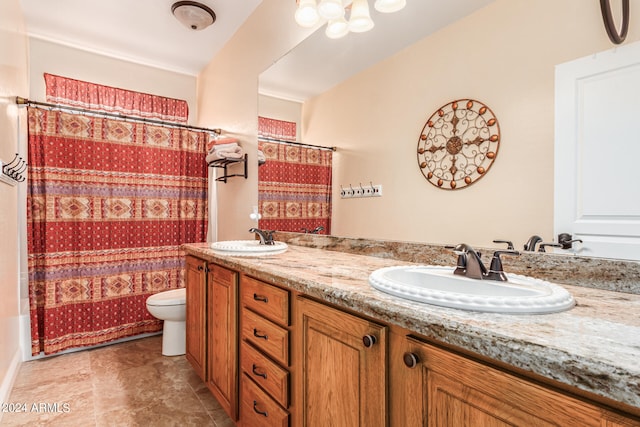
[210,142,240,153]
[206,136,238,152]
[217,150,243,159]
[206,149,244,163]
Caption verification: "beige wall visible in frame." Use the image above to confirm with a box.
[0,0,28,409]
[307,0,640,248]
[202,0,640,248]
[258,94,303,141]
[29,38,198,124]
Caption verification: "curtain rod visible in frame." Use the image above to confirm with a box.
[15,96,222,135]
[258,135,336,152]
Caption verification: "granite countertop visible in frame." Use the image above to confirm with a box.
[183,242,640,412]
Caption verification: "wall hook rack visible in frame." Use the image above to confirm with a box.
[340,181,382,198]
[1,153,27,186]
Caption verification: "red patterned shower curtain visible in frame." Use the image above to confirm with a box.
[258,117,332,233]
[27,107,207,355]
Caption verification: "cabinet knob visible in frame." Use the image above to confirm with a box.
[197,265,204,271]
[362,335,377,348]
[403,352,420,368]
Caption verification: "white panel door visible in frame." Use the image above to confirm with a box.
[555,41,640,260]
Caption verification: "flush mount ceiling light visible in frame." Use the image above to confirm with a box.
[295,0,406,39]
[172,1,216,31]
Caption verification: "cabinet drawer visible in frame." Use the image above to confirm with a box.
[241,341,289,408]
[242,276,289,326]
[241,374,289,427]
[242,309,289,366]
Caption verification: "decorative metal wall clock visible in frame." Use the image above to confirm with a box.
[417,98,500,190]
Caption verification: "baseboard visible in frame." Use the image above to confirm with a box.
[0,348,22,423]
[23,331,163,361]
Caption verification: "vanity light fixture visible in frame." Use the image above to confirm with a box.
[295,0,406,39]
[171,1,216,31]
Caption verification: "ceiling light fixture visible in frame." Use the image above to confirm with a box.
[295,0,406,39]
[172,1,216,31]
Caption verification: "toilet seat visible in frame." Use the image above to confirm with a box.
[146,288,186,306]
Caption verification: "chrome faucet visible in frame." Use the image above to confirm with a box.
[301,226,324,234]
[249,228,275,245]
[450,243,520,282]
[523,235,543,252]
[452,243,488,280]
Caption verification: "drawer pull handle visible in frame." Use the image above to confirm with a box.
[252,364,268,379]
[403,352,420,368]
[253,328,268,340]
[253,400,268,417]
[363,335,377,348]
[253,293,269,303]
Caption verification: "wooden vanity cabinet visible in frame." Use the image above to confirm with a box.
[389,329,640,427]
[187,255,640,427]
[296,296,387,427]
[185,255,207,380]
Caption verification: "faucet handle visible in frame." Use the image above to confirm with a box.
[539,242,562,253]
[445,245,468,276]
[264,230,275,244]
[493,240,514,250]
[486,250,520,281]
[557,233,583,250]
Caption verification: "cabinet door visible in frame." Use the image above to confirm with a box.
[296,297,387,427]
[389,330,426,426]
[185,256,207,380]
[207,264,239,421]
[393,335,609,427]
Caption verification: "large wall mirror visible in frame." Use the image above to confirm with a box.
[257,1,640,261]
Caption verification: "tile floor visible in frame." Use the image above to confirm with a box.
[1,336,233,426]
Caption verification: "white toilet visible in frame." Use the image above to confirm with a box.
[146,288,186,356]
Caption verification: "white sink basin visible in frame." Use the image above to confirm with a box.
[210,240,288,256]
[369,265,575,314]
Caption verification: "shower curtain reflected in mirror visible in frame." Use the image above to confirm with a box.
[258,117,332,234]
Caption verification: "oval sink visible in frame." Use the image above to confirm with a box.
[211,240,288,256]
[369,265,575,314]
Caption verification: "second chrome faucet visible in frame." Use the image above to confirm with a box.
[249,228,275,245]
[451,243,520,282]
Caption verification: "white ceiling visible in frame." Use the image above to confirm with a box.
[19,0,494,100]
[259,0,495,102]
[19,0,263,75]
